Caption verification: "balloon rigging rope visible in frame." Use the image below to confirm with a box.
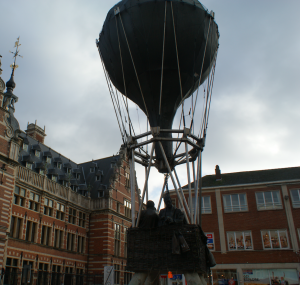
[99,51,125,142]
[119,13,150,119]
[171,1,186,128]
[115,15,135,137]
[114,88,128,137]
[189,16,212,133]
[159,1,167,117]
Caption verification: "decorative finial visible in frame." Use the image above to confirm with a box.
[9,37,23,77]
[0,55,2,75]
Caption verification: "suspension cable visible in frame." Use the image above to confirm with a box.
[99,51,125,142]
[171,1,186,128]
[118,13,150,119]
[115,15,134,137]
[189,15,212,133]
[159,1,167,117]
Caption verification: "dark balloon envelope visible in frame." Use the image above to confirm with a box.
[98,0,219,171]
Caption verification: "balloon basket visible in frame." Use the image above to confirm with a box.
[125,224,208,273]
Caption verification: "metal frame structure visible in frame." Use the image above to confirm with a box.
[127,127,205,227]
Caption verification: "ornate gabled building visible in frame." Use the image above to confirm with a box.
[0,53,139,285]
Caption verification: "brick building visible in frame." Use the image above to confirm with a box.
[0,66,139,285]
[170,165,300,285]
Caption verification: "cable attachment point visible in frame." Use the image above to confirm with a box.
[114,6,120,15]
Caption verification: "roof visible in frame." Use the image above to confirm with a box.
[182,166,300,189]
[18,132,123,199]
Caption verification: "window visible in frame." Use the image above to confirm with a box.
[124,200,131,218]
[54,229,64,249]
[71,185,78,192]
[117,203,120,213]
[39,169,45,175]
[78,212,86,227]
[23,144,28,151]
[111,163,116,169]
[98,191,104,198]
[22,260,34,285]
[76,173,80,180]
[77,236,85,253]
[261,229,289,249]
[227,231,253,250]
[205,232,215,251]
[65,267,73,274]
[125,172,130,188]
[46,157,51,164]
[114,264,120,285]
[26,162,33,170]
[25,221,37,242]
[4,258,18,285]
[14,186,25,207]
[35,150,40,157]
[52,265,61,285]
[40,225,52,246]
[44,198,53,216]
[223,193,248,212]
[38,262,48,285]
[90,167,95,173]
[56,203,65,221]
[124,227,128,258]
[256,191,282,210]
[124,272,133,285]
[68,208,77,224]
[290,189,300,208]
[56,162,62,169]
[67,233,75,251]
[96,175,101,181]
[52,175,57,182]
[67,168,71,174]
[28,192,40,212]
[10,216,23,239]
[192,196,212,214]
[114,224,121,256]
[202,196,212,214]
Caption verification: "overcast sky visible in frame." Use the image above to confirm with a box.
[1,0,300,204]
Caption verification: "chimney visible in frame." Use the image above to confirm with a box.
[215,165,221,181]
[25,121,46,144]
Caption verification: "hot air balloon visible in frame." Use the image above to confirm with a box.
[98,0,218,170]
[97,0,219,275]
[97,0,219,226]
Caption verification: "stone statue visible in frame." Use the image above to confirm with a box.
[158,192,186,226]
[138,200,159,229]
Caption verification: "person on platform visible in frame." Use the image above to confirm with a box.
[138,200,159,229]
[158,192,186,226]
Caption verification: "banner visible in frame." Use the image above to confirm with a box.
[104,266,114,285]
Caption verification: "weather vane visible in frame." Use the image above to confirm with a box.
[9,37,23,75]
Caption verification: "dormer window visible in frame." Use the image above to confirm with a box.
[39,169,44,175]
[111,163,115,168]
[26,162,33,170]
[46,157,51,164]
[67,168,71,174]
[96,175,101,182]
[76,173,80,180]
[35,150,40,157]
[23,144,28,151]
[56,162,62,169]
[90,167,95,173]
[52,175,57,182]
[98,190,104,198]
[72,185,78,192]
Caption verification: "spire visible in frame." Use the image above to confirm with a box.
[3,37,22,111]
[6,37,22,92]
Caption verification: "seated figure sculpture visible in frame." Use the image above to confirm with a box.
[158,192,186,226]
